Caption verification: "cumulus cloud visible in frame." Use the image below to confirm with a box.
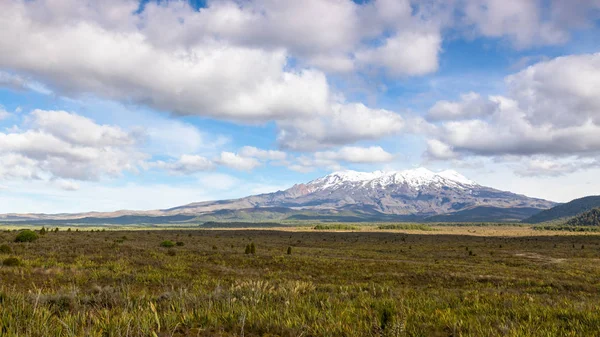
[0,0,445,134]
[215,152,262,171]
[0,109,145,181]
[426,53,600,175]
[238,146,287,161]
[153,155,215,175]
[277,103,409,151]
[356,31,442,77]
[315,146,395,164]
[288,146,395,172]
[514,157,600,177]
[426,92,498,121]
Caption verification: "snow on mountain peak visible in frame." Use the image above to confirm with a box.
[307,167,477,191]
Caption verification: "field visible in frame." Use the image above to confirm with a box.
[1,226,600,336]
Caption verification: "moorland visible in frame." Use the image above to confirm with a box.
[0,225,599,336]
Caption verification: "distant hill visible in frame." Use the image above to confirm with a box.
[424,206,543,223]
[564,208,600,227]
[522,195,600,223]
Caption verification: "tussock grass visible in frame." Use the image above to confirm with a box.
[0,228,599,336]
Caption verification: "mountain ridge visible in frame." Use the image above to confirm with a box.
[0,167,556,224]
[522,195,600,223]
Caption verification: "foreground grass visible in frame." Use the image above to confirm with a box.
[0,228,599,336]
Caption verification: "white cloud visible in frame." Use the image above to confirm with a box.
[154,155,215,175]
[0,109,145,181]
[461,0,600,48]
[315,146,395,164]
[215,152,261,171]
[55,179,81,191]
[287,146,395,172]
[356,31,442,77]
[277,103,408,150]
[239,146,287,161]
[427,92,498,121]
[426,53,600,176]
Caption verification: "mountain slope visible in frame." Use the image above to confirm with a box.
[0,168,556,224]
[424,206,544,223]
[522,195,600,223]
[564,208,600,227]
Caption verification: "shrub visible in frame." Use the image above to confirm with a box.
[2,257,20,267]
[160,240,175,248]
[39,227,47,235]
[250,242,256,255]
[287,246,292,255]
[0,244,11,254]
[245,244,251,254]
[15,230,39,243]
[176,241,184,246]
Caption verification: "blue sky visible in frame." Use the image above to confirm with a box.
[0,0,599,213]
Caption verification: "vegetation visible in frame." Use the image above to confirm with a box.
[313,224,361,230]
[2,256,20,267]
[534,225,600,232]
[377,224,435,231]
[0,227,599,336]
[523,195,600,223]
[565,208,600,227]
[159,240,176,248]
[0,244,12,254]
[14,229,39,243]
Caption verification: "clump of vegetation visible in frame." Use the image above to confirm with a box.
[160,240,175,248]
[2,257,20,267]
[245,242,256,254]
[314,224,361,230]
[14,230,39,243]
[0,244,12,254]
[565,208,600,227]
[167,250,176,256]
[377,224,435,231]
[39,226,47,235]
[176,241,184,246]
[287,246,292,255]
[533,225,600,232]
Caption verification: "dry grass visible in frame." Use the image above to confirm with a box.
[0,226,599,336]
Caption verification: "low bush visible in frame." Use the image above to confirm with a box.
[2,257,20,267]
[0,244,12,254]
[160,240,175,248]
[15,230,39,243]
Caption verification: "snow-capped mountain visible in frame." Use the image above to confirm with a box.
[306,168,476,193]
[161,167,555,221]
[0,168,556,223]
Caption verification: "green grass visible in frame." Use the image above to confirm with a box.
[0,227,599,336]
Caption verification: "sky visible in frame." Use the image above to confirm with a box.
[0,0,599,213]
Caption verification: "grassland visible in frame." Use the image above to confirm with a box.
[0,226,600,336]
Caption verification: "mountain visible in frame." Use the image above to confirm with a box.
[563,208,600,227]
[0,168,556,224]
[521,195,600,224]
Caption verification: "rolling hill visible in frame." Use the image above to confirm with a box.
[521,195,600,223]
